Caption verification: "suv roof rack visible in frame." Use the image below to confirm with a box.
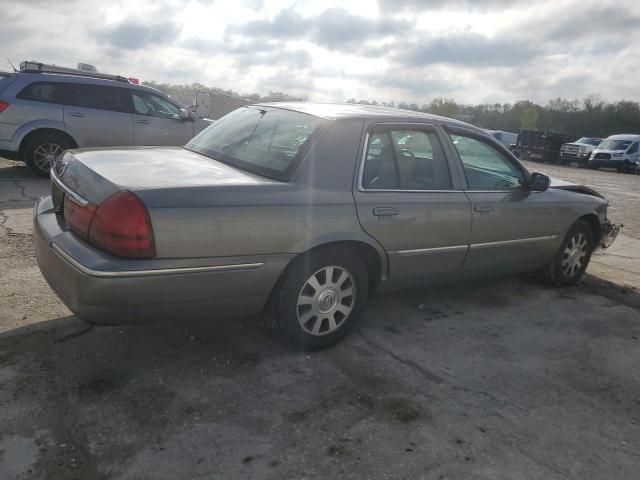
[19,61,131,83]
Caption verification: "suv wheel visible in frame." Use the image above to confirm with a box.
[541,219,594,287]
[272,248,368,351]
[23,133,72,177]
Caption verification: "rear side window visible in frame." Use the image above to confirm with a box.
[67,84,127,113]
[362,126,452,190]
[17,82,69,104]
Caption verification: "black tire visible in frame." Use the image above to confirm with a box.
[618,161,631,174]
[541,219,594,287]
[22,133,73,177]
[272,247,368,351]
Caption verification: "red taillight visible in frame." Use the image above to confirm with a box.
[64,196,96,240]
[88,191,156,258]
[0,100,9,113]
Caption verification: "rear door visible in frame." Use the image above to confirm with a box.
[444,126,556,273]
[353,123,471,281]
[129,90,195,146]
[63,83,133,147]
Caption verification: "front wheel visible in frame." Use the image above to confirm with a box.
[272,248,368,351]
[541,219,594,287]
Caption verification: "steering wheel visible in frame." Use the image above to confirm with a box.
[399,148,416,160]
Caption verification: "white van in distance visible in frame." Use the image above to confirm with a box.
[588,134,640,171]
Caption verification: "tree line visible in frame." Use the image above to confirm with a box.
[143,81,640,138]
[347,96,640,138]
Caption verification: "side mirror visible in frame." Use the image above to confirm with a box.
[528,172,550,192]
[178,108,190,120]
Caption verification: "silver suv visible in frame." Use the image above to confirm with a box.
[0,62,210,176]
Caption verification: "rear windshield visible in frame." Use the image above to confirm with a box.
[600,139,633,151]
[185,107,325,180]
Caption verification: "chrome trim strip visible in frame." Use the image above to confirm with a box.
[396,245,468,256]
[51,244,264,278]
[50,168,89,206]
[469,235,557,249]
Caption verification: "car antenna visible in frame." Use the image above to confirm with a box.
[6,58,17,72]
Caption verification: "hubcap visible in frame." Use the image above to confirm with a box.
[296,265,356,336]
[33,143,63,171]
[561,232,588,278]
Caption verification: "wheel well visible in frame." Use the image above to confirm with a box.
[19,129,77,161]
[578,214,601,245]
[263,240,384,315]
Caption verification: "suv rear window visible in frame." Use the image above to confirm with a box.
[67,84,127,113]
[17,81,69,104]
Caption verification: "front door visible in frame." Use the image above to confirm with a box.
[444,126,556,274]
[129,90,194,146]
[353,124,472,281]
[63,84,133,147]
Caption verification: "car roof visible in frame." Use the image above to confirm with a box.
[605,134,640,140]
[256,102,485,132]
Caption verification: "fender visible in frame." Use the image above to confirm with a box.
[11,119,71,151]
[291,230,389,281]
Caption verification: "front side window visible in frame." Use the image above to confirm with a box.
[131,91,180,118]
[68,84,127,112]
[362,127,451,190]
[450,133,524,190]
[17,82,69,104]
[185,107,324,180]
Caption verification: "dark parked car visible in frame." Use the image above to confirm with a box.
[35,104,620,350]
[515,130,574,164]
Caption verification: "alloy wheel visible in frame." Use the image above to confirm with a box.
[296,265,356,336]
[33,143,63,172]
[561,232,588,278]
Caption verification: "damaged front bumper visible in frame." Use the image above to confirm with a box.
[600,219,622,249]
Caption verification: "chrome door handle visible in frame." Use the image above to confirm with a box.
[67,112,85,118]
[136,119,150,124]
[373,207,399,217]
[474,205,494,213]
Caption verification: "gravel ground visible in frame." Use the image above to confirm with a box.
[1,158,640,480]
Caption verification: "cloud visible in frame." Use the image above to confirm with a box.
[97,20,181,50]
[235,49,312,69]
[377,0,528,12]
[227,7,411,51]
[227,7,308,39]
[544,6,640,42]
[310,8,410,50]
[395,33,539,67]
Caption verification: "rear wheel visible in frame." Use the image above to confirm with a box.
[541,220,594,287]
[23,133,72,177]
[271,248,368,351]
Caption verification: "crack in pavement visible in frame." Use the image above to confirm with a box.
[13,180,42,202]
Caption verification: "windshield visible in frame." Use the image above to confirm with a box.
[599,139,633,151]
[185,107,325,180]
[576,137,601,146]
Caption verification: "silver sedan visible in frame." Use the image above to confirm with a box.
[34,103,620,350]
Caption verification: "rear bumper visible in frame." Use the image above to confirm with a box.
[34,196,292,325]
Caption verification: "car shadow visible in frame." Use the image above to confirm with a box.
[2,273,640,478]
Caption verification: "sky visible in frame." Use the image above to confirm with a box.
[1,0,639,105]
